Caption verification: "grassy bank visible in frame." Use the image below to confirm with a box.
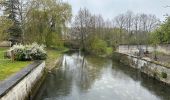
[106,47,113,55]
[0,47,31,81]
[45,48,68,70]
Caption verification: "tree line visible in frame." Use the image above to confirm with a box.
[67,8,161,54]
[0,0,72,47]
[0,0,169,55]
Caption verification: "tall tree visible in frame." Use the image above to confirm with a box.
[0,16,13,41]
[72,8,92,50]
[3,0,22,43]
[25,0,72,47]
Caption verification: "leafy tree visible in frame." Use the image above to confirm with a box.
[150,31,160,60]
[3,0,22,41]
[72,8,92,51]
[152,16,170,44]
[0,16,13,40]
[25,0,72,47]
[88,36,107,55]
[160,17,170,43]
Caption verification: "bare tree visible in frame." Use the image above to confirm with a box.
[72,8,92,50]
[125,11,134,33]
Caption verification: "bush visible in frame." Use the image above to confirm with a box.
[10,43,47,61]
[89,37,107,55]
[161,72,167,79]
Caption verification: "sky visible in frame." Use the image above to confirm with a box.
[63,0,170,21]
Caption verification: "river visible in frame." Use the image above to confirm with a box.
[35,52,170,100]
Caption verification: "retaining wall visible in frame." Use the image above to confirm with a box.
[118,45,170,55]
[0,61,45,100]
[116,53,170,85]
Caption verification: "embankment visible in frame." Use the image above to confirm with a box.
[0,61,45,100]
[113,52,170,85]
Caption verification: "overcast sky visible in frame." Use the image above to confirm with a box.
[63,0,170,21]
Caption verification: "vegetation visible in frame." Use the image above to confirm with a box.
[10,43,47,61]
[0,0,164,56]
[0,0,169,80]
[0,48,31,81]
[0,0,72,48]
[88,36,107,55]
[45,48,68,70]
[0,16,13,40]
[151,17,170,44]
[24,0,72,47]
[2,0,22,42]
[68,8,160,55]
[161,72,167,79]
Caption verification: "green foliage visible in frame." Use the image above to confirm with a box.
[0,16,13,40]
[31,50,47,60]
[10,43,47,61]
[46,48,68,70]
[161,17,170,43]
[88,37,107,55]
[14,49,29,61]
[0,47,31,81]
[150,31,160,46]
[152,17,170,44]
[161,72,167,79]
[25,0,72,47]
[3,0,22,40]
[106,47,113,55]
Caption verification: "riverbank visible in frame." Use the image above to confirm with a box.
[113,52,170,86]
[45,48,68,71]
[0,61,45,100]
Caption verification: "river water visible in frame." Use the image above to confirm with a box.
[35,52,170,100]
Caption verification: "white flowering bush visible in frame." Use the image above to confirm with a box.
[10,43,47,61]
[30,43,47,60]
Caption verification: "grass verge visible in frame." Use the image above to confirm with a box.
[45,48,68,70]
[0,47,31,81]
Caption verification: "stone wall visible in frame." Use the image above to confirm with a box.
[116,53,170,85]
[0,61,45,100]
[118,45,170,55]
[0,41,11,47]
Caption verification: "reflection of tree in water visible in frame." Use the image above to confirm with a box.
[61,53,110,91]
[34,69,73,100]
[140,74,170,100]
[58,53,108,90]
[112,61,170,100]
[112,61,141,81]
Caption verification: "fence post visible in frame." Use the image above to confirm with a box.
[11,50,14,62]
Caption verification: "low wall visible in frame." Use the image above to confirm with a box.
[0,41,11,47]
[115,53,170,85]
[118,44,170,55]
[0,61,45,100]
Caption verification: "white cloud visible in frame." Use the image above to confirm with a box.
[64,0,170,21]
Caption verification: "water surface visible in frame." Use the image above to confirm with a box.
[35,53,170,100]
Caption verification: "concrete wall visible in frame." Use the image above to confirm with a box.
[0,61,45,100]
[118,53,170,85]
[118,45,170,55]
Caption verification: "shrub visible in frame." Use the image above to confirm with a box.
[88,37,107,55]
[161,72,167,79]
[10,43,47,61]
[30,43,47,60]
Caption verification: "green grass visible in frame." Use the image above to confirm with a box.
[0,47,31,81]
[46,48,68,70]
[106,47,113,55]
